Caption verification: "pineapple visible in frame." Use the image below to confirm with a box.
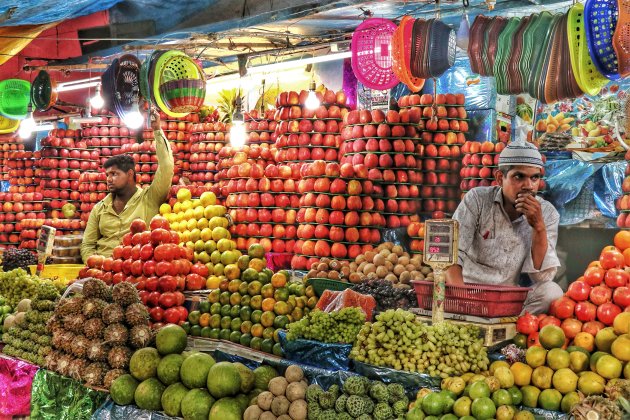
[111,282,140,307]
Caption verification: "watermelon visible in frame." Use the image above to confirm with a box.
[207,362,241,398]
[208,397,242,420]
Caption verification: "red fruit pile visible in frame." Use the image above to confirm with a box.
[0,137,26,183]
[460,141,504,192]
[273,88,347,164]
[244,110,277,146]
[407,221,426,255]
[81,114,135,165]
[5,150,39,193]
[402,93,467,218]
[78,171,108,220]
[216,145,277,197]
[615,148,630,228]
[339,108,423,227]
[291,160,383,269]
[226,163,299,253]
[157,111,198,184]
[517,242,630,347]
[118,138,158,186]
[189,120,228,190]
[82,215,197,327]
[0,192,46,249]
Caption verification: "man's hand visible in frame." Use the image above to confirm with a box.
[515,192,545,231]
[150,108,161,131]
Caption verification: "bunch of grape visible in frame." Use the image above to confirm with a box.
[1,249,37,272]
[286,307,366,344]
[350,308,489,378]
[0,268,42,307]
[351,279,417,312]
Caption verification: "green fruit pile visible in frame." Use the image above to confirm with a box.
[307,376,409,420]
[350,309,489,377]
[0,269,54,307]
[0,295,13,332]
[286,307,366,344]
[2,281,59,366]
[110,324,284,419]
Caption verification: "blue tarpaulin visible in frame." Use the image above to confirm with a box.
[0,1,122,26]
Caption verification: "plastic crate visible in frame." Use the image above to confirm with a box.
[29,264,83,282]
[412,280,530,317]
[309,278,353,296]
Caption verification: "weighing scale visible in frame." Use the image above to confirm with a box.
[35,225,56,276]
[423,219,459,324]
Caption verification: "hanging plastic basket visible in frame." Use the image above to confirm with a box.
[428,19,457,78]
[0,79,31,120]
[151,50,190,118]
[114,54,141,119]
[157,54,206,113]
[351,18,400,90]
[613,0,630,77]
[0,116,19,134]
[584,0,620,79]
[31,70,57,112]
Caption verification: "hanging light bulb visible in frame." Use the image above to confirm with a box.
[305,79,320,110]
[122,100,144,129]
[230,96,246,148]
[18,105,36,138]
[90,84,105,109]
[485,0,496,10]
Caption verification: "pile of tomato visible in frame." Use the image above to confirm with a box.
[516,231,630,348]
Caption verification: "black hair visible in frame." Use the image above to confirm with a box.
[104,154,136,175]
[498,165,515,175]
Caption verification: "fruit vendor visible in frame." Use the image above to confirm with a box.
[81,110,174,262]
[446,140,563,314]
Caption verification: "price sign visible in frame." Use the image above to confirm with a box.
[423,219,458,268]
[35,225,56,276]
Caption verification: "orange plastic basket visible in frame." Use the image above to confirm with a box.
[412,280,530,317]
[392,16,425,92]
[613,0,630,77]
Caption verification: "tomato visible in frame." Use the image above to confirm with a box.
[191,262,209,277]
[613,286,630,308]
[560,318,582,339]
[582,320,605,335]
[575,301,597,322]
[154,244,173,262]
[583,267,606,286]
[158,275,178,293]
[186,273,206,290]
[599,248,625,270]
[149,306,164,322]
[112,272,125,285]
[596,302,622,325]
[145,276,159,292]
[173,291,185,306]
[163,307,181,324]
[147,291,161,307]
[540,315,561,328]
[517,311,540,335]
[175,305,189,322]
[604,268,629,288]
[566,281,592,301]
[589,285,612,305]
[158,292,176,308]
[156,261,173,277]
[552,296,575,319]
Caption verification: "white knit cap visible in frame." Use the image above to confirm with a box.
[498,139,543,168]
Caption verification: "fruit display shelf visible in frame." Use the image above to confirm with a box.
[616,150,630,228]
[1,140,27,181]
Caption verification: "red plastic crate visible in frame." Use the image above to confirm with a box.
[412,280,530,317]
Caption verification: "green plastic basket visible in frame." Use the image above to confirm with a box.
[309,278,353,296]
[0,79,31,120]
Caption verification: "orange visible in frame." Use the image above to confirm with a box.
[261,311,276,327]
[573,332,595,352]
[271,272,287,288]
[251,323,264,337]
[262,297,276,312]
[623,248,630,267]
[249,295,262,310]
[261,284,275,299]
[614,231,630,251]
[273,301,290,316]
[199,313,212,328]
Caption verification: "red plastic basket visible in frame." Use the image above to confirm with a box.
[412,280,530,317]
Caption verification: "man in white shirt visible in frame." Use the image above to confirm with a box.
[446,140,563,314]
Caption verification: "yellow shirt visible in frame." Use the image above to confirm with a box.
[80,130,174,262]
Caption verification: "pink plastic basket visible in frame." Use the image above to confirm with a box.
[412,280,530,317]
[351,18,400,90]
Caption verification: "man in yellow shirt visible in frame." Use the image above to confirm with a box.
[81,111,174,262]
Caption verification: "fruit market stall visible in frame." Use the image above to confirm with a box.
[1,0,630,419]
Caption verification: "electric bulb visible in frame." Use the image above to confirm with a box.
[305,90,320,110]
[90,92,104,109]
[18,115,36,138]
[122,102,144,129]
[230,121,246,148]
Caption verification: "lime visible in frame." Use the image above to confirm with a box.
[422,392,446,416]
[471,397,496,420]
[507,387,523,405]
[492,389,512,407]
[468,381,491,399]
